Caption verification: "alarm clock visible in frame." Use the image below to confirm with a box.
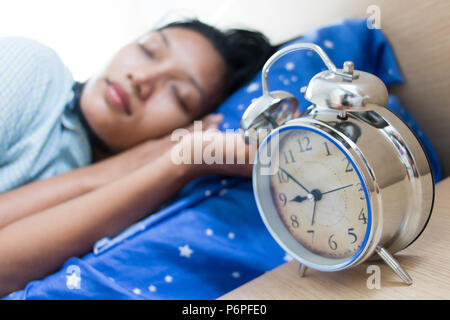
[240,43,434,285]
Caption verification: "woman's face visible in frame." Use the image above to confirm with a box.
[80,27,227,151]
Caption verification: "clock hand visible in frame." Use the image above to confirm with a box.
[321,184,354,196]
[311,199,317,226]
[290,195,309,203]
[288,184,352,207]
[309,185,352,225]
[279,167,310,194]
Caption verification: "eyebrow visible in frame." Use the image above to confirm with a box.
[158,29,170,47]
[159,30,207,107]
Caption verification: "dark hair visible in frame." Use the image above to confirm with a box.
[158,19,275,101]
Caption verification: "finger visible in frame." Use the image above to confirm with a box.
[203,113,224,130]
[203,113,223,124]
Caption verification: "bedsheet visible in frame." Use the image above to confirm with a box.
[3,19,441,300]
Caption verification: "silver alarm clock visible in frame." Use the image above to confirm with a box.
[241,43,434,285]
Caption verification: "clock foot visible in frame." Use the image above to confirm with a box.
[376,246,413,285]
[298,263,308,277]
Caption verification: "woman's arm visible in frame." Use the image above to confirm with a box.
[0,114,223,230]
[0,150,195,295]
[0,129,249,296]
[0,135,172,230]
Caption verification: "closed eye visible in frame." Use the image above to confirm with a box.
[170,84,190,112]
[138,43,155,59]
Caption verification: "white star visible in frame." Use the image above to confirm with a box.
[206,228,213,236]
[228,232,235,239]
[205,190,212,197]
[283,253,294,262]
[148,285,157,292]
[133,288,142,295]
[285,62,295,71]
[283,79,290,86]
[179,244,194,258]
[219,189,228,196]
[323,39,334,49]
[165,275,173,283]
[237,104,245,111]
[232,271,241,278]
[246,82,260,93]
[291,75,298,82]
[300,86,308,94]
[221,179,227,185]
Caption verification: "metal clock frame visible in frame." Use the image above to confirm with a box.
[252,106,433,285]
[244,42,434,285]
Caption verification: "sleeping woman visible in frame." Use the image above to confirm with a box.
[0,19,274,295]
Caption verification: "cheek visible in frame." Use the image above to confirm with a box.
[135,94,191,139]
[107,45,142,75]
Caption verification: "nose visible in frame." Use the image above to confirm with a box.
[127,63,170,100]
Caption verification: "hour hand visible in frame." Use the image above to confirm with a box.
[290,195,308,203]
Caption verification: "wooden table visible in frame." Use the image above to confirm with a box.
[220,177,450,300]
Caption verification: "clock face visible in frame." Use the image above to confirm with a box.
[268,127,370,260]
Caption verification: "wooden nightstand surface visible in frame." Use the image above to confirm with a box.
[220,177,450,300]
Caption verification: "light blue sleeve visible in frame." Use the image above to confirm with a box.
[0,37,73,164]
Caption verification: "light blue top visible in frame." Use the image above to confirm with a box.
[0,37,92,193]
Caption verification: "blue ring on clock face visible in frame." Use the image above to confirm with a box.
[254,124,372,271]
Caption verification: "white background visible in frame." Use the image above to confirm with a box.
[0,0,364,81]
[0,0,250,80]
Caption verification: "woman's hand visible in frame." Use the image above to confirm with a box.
[184,113,224,133]
[171,126,257,178]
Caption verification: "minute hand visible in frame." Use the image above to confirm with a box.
[279,167,310,194]
[321,184,353,196]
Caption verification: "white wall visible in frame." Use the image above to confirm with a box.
[0,0,371,81]
[0,0,177,80]
[0,0,245,80]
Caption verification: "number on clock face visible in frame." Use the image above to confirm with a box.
[269,128,369,259]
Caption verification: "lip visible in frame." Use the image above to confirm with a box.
[105,79,132,115]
